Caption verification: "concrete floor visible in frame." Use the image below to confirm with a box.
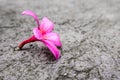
[0,0,120,80]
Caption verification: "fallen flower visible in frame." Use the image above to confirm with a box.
[18,10,62,60]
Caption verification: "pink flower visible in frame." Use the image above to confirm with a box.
[18,10,62,60]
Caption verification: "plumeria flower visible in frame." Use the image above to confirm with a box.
[18,10,62,60]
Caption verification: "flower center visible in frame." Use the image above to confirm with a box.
[40,29,45,35]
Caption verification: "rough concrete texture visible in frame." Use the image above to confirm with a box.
[0,0,120,80]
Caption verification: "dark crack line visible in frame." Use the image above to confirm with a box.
[56,19,75,25]
[0,26,18,28]
[0,64,12,72]
[97,68,103,80]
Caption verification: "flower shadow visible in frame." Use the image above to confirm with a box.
[21,44,56,62]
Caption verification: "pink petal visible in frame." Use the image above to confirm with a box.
[40,17,54,33]
[43,40,60,60]
[43,32,62,47]
[33,27,42,40]
[22,10,40,27]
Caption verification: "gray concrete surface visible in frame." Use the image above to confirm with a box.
[0,0,120,80]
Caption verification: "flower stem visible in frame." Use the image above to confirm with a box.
[18,35,38,49]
